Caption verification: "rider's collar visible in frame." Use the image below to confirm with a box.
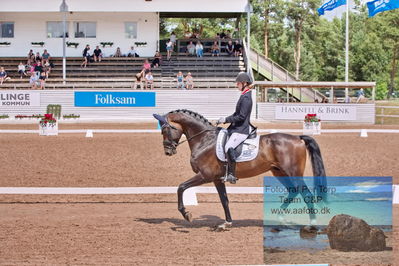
[241,86,251,95]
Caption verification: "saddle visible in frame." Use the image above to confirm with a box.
[216,127,260,162]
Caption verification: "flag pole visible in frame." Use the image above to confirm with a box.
[345,0,349,100]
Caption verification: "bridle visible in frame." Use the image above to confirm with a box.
[161,120,216,150]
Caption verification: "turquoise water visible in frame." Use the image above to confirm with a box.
[263,176,393,249]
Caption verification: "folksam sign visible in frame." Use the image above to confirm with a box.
[74,91,156,107]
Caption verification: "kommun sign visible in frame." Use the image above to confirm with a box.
[275,104,357,121]
[74,91,156,107]
[0,91,40,107]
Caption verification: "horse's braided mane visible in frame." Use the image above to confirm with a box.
[168,109,213,126]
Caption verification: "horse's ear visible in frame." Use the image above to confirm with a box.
[153,114,167,125]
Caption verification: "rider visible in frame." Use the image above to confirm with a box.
[218,72,253,184]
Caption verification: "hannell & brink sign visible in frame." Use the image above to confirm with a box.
[275,104,357,121]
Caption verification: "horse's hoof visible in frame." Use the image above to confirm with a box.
[184,212,193,222]
[214,221,232,232]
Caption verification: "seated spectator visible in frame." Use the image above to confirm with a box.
[211,41,220,57]
[195,41,203,58]
[0,67,10,85]
[152,51,162,68]
[34,61,44,74]
[226,40,234,56]
[215,33,221,39]
[18,62,27,78]
[133,70,144,90]
[35,52,42,63]
[93,46,103,62]
[43,62,51,78]
[142,59,151,72]
[187,41,195,56]
[27,49,35,65]
[176,71,185,89]
[145,71,154,90]
[113,47,123,57]
[220,31,226,39]
[234,40,242,57]
[39,71,46,90]
[29,71,39,89]
[81,44,90,68]
[127,46,139,57]
[226,30,232,39]
[185,72,194,90]
[42,49,51,65]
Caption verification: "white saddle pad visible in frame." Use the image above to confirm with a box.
[216,129,260,162]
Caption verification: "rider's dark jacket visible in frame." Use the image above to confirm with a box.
[226,88,252,135]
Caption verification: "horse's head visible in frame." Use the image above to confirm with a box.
[153,113,183,156]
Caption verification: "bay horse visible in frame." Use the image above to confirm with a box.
[153,109,327,230]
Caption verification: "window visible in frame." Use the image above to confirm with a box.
[0,22,14,38]
[74,22,96,38]
[125,22,137,39]
[47,22,69,38]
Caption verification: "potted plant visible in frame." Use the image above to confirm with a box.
[303,113,321,135]
[62,114,80,119]
[31,42,45,47]
[100,42,114,48]
[66,41,79,48]
[39,113,58,136]
[134,42,147,47]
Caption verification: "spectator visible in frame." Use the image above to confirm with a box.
[34,61,44,74]
[18,62,27,78]
[233,40,242,57]
[215,33,221,39]
[226,30,232,39]
[113,47,123,57]
[27,49,35,65]
[133,70,144,90]
[35,52,42,63]
[185,72,194,90]
[39,71,46,89]
[356,88,365,103]
[220,31,226,39]
[43,61,51,78]
[152,51,162,68]
[93,46,102,62]
[226,40,234,56]
[176,71,185,89]
[187,41,195,56]
[0,67,10,85]
[195,41,203,58]
[166,39,173,61]
[142,59,151,72]
[29,71,39,89]
[145,71,154,90]
[127,46,139,57]
[42,49,51,65]
[211,41,220,57]
[81,44,90,68]
[170,31,177,47]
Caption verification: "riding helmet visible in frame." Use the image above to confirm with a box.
[235,72,252,84]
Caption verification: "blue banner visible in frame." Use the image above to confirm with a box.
[318,0,346,15]
[367,0,399,17]
[74,91,156,107]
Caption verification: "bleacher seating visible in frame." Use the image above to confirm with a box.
[0,53,245,90]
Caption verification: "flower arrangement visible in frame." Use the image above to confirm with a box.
[63,114,80,119]
[66,41,79,48]
[0,114,9,119]
[15,114,44,119]
[304,114,320,123]
[100,42,114,47]
[40,113,57,127]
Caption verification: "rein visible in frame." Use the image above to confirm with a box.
[162,123,216,149]
[177,128,216,146]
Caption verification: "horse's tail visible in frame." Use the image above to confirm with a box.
[299,135,328,202]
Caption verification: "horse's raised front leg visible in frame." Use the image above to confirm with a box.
[214,180,233,231]
[177,173,207,222]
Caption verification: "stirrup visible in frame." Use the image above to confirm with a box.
[222,173,237,184]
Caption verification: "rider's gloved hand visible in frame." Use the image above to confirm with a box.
[217,117,226,124]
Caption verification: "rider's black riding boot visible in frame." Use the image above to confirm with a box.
[224,147,237,184]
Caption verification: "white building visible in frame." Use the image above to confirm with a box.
[0,0,248,57]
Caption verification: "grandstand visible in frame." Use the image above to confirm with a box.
[0,52,245,90]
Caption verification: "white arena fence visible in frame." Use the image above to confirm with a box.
[0,186,397,206]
